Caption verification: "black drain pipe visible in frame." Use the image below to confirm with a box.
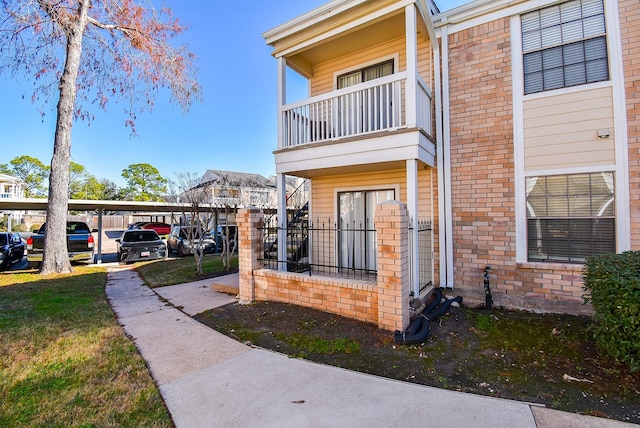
[483,266,493,310]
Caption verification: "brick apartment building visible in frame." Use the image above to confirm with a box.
[237,0,639,331]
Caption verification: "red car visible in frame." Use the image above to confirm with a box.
[140,222,172,237]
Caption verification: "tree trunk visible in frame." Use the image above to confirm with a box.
[41,2,90,274]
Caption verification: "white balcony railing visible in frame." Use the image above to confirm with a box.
[281,72,433,149]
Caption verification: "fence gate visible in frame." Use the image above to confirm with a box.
[409,219,433,295]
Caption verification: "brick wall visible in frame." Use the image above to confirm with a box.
[446,17,591,314]
[620,0,640,249]
[253,270,379,324]
[238,205,411,332]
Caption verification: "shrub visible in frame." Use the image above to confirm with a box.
[583,251,640,372]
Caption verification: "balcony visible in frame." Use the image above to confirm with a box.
[280,72,433,149]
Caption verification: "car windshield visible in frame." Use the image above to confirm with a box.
[123,231,159,242]
[179,228,207,239]
[0,234,7,245]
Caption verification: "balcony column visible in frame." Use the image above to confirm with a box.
[405,4,418,128]
[407,159,420,297]
[277,56,287,150]
[276,173,288,271]
[276,57,288,271]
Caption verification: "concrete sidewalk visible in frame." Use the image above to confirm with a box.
[105,268,635,428]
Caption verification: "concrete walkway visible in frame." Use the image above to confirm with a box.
[105,268,636,428]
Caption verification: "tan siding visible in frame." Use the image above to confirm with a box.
[417,35,433,89]
[417,167,433,219]
[310,168,432,268]
[310,37,406,97]
[523,87,616,171]
[311,168,433,221]
[270,0,401,57]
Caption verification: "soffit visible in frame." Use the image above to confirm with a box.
[268,0,407,76]
[289,12,406,76]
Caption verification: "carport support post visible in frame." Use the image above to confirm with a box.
[238,207,263,304]
[96,209,103,264]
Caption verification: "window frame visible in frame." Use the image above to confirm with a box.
[336,188,395,272]
[521,0,609,95]
[525,172,616,263]
[336,59,395,90]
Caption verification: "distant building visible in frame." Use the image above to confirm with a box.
[0,173,25,225]
[0,173,24,200]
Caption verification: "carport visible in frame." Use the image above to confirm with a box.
[0,198,201,264]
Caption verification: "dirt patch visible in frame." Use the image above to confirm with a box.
[194,300,640,424]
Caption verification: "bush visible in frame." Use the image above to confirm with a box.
[583,251,640,372]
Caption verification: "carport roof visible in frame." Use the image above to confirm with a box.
[0,198,197,213]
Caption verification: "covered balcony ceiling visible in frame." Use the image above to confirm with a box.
[287,12,406,78]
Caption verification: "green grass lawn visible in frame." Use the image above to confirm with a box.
[0,267,172,427]
[136,253,238,288]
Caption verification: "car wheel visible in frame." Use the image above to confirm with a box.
[177,244,185,257]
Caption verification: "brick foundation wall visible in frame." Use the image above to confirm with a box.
[238,206,411,331]
[253,270,378,324]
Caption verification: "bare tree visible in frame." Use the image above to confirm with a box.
[171,172,212,276]
[199,171,271,272]
[0,1,200,274]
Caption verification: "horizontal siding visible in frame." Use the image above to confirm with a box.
[311,168,433,222]
[311,37,406,97]
[417,167,433,219]
[271,0,401,57]
[417,36,433,88]
[523,86,615,171]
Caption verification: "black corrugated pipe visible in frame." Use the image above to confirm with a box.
[393,289,463,345]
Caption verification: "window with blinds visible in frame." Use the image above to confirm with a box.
[521,0,608,95]
[337,60,394,89]
[526,172,615,263]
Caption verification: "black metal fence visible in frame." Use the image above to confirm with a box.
[409,219,433,294]
[260,216,434,287]
[260,218,377,280]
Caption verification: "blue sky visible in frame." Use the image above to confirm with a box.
[0,0,467,188]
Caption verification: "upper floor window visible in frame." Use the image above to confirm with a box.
[522,0,608,95]
[337,60,394,89]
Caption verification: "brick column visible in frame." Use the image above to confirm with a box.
[375,201,411,332]
[238,208,263,304]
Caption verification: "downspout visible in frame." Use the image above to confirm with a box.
[441,24,454,288]
[434,29,449,288]
[418,0,451,289]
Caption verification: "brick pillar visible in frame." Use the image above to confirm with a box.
[375,201,411,332]
[238,208,263,304]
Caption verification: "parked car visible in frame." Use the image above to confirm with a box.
[26,221,97,268]
[0,232,25,270]
[140,222,171,237]
[167,226,217,257]
[116,229,167,264]
[127,221,148,230]
[215,225,237,252]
